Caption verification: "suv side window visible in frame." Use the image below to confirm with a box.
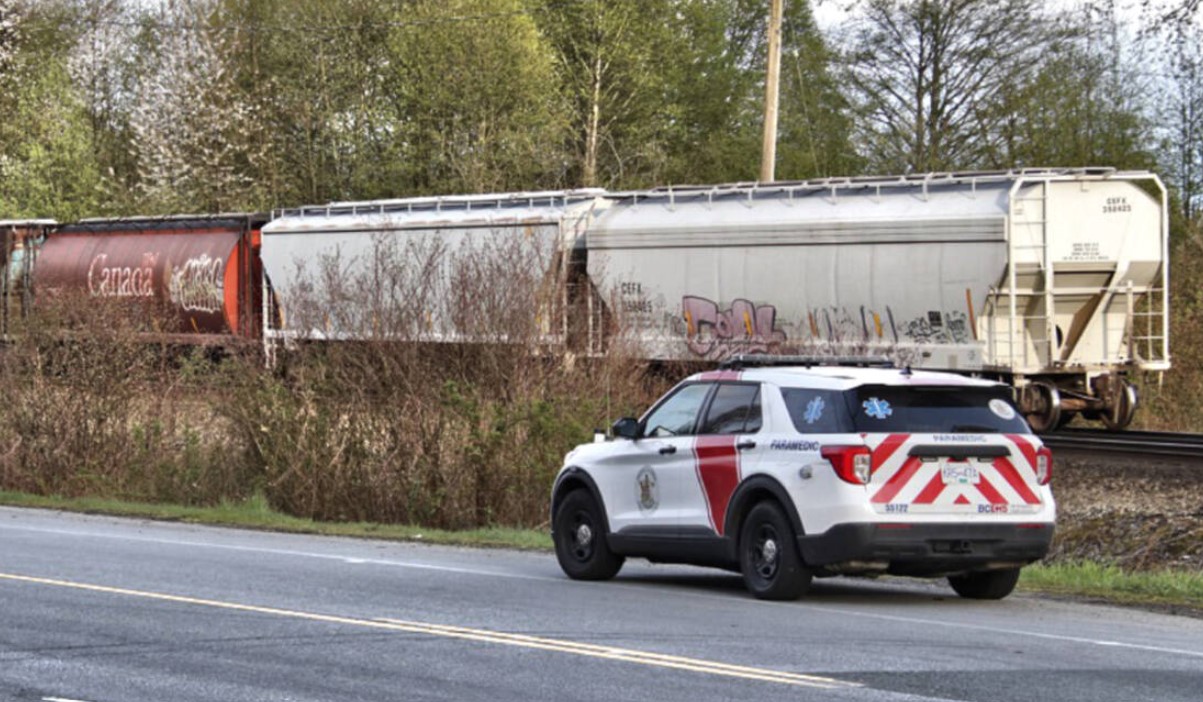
[700,383,762,435]
[782,388,850,433]
[642,383,712,437]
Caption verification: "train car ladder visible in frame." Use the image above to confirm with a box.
[1002,179,1056,372]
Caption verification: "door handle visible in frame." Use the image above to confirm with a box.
[659,445,677,455]
[736,440,757,450]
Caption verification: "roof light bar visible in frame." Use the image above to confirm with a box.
[717,354,896,370]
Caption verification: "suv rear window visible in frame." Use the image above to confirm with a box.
[848,385,1029,434]
[781,389,851,433]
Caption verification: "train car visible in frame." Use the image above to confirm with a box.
[586,168,1169,430]
[33,214,269,344]
[260,190,609,352]
[1,219,55,339]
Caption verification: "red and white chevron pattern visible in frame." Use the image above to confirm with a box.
[865,433,1044,515]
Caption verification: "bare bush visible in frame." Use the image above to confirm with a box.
[1136,225,1203,432]
[0,293,256,504]
[224,233,664,528]
[0,234,668,529]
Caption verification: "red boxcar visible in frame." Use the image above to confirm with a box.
[33,215,268,343]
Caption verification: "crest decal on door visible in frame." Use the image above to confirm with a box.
[636,466,659,512]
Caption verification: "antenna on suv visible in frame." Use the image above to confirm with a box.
[718,354,896,370]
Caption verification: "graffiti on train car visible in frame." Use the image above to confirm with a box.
[806,305,899,345]
[680,295,977,359]
[168,254,224,314]
[682,295,787,359]
[900,310,972,345]
[87,253,157,298]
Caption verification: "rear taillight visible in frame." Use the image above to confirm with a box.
[821,445,872,485]
[1035,446,1053,485]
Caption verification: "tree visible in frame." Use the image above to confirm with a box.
[0,0,17,80]
[774,0,859,177]
[536,0,854,188]
[67,0,144,213]
[0,0,104,220]
[990,1,1157,173]
[1154,11,1203,225]
[130,0,267,213]
[656,0,763,184]
[219,0,407,205]
[842,0,1056,173]
[388,0,568,194]
[536,0,683,187]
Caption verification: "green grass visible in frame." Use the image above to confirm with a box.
[3,490,1201,614]
[0,491,551,551]
[1019,561,1203,611]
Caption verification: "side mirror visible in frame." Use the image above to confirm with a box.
[611,417,642,440]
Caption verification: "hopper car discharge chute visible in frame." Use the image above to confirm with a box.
[585,168,1169,431]
[32,215,269,344]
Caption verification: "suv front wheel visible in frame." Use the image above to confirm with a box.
[554,489,625,581]
[739,501,812,600]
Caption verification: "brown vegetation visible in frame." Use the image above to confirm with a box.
[2,227,1201,560]
[1136,224,1203,432]
[0,294,252,505]
[0,253,667,530]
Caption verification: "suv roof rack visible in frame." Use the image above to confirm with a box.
[718,354,896,370]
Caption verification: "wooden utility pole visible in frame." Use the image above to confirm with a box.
[760,0,784,183]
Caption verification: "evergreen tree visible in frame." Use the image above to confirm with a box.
[388,0,569,194]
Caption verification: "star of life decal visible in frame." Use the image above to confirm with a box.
[803,395,825,424]
[863,397,893,420]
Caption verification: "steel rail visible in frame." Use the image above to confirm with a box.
[1039,428,1203,463]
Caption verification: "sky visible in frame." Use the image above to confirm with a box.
[810,0,1160,32]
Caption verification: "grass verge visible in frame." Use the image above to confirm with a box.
[1019,561,1203,612]
[3,491,1200,614]
[0,491,551,551]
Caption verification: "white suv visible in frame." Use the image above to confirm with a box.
[550,357,1055,600]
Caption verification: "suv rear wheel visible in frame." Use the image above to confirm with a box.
[947,567,1021,600]
[739,501,812,600]
[554,489,624,581]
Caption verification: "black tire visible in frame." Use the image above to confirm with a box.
[947,568,1022,600]
[739,501,812,600]
[553,489,624,581]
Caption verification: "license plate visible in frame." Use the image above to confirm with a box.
[941,462,980,485]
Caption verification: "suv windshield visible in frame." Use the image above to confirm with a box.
[847,385,1030,434]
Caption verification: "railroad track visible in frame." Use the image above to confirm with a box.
[1039,428,1203,463]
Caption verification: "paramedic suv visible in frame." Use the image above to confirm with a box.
[550,356,1054,601]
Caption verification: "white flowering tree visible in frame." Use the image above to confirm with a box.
[0,0,17,80]
[130,0,265,213]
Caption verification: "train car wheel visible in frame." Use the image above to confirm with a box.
[1100,382,1138,431]
[1023,382,1062,433]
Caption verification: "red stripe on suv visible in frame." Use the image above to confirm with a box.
[694,436,741,536]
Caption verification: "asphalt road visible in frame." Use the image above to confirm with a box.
[1,507,1200,702]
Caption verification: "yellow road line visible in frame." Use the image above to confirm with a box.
[0,571,857,690]
[377,618,850,686]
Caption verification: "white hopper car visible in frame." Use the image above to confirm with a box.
[261,168,1169,431]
